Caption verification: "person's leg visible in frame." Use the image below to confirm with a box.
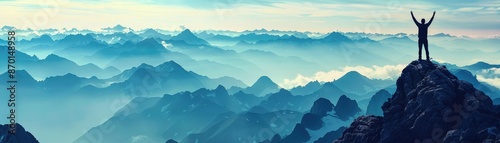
[418,39,423,60]
[424,39,429,61]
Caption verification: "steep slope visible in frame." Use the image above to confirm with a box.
[75,87,236,143]
[332,71,393,95]
[335,60,500,143]
[243,76,280,97]
[366,90,391,116]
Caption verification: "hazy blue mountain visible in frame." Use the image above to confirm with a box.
[321,32,352,43]
[263,97,355,143]
[76,87,238,143]
[366,90,391,116]
[54,40,109,61]
[379,36,414,45]
[18,34,54,48]
[451,69,500,98]
[290,81,322,96]
[105,61,246,96]
[103,38,186,69]
[0,46,40,66]
[170,29,209,45]
[235,33,281,42]
[41,73,107,95]
[333,71,393,95]
[232,91,266,111]
[139,28,172,39]
[23,54,121,79]
[307,82,351,104]
[462,61,500,71]
[182,110,303,143]
[89,32,144,44]
[242,76,280,97]
[258,89,307,112]
[0,70,40,97]
[55,34,100,48]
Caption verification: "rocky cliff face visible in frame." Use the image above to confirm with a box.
[336,60,500,143]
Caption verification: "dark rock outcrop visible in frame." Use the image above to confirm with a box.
[301,113,323,130]
[314,126,346,143]
[334,116,383,143]
[366,90,391,116]
[335,60,500,143]
[310,98,334,117]
[334,95,361,120]
[0,123,39,143]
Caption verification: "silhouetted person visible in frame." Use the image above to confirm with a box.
[411,11,435,61]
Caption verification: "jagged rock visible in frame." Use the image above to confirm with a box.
[335,60,500,143]
[0,123,39,143]
[310,98,334,117]
[334,116,383,143]
[334,95,361,120]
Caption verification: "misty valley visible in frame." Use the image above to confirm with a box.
[0,25,499,143]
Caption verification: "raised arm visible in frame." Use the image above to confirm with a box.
[427,11,436,26]
[411,11,419,25]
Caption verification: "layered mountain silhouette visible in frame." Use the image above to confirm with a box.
[335,60,500,143]
[104,61,246,96]
[290,80,322,95]
[332,71,393,95]
[0,123,39,143]
[263,97,358,143]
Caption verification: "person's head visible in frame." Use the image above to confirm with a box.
[421,18,426,24]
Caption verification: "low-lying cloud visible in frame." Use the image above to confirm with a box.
[281,64,405,89]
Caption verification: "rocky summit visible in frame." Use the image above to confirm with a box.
[336,60,500,143]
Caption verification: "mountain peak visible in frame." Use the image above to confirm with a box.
[155,61,185,73]
[343,71,366,79]
[31,34,53,42]
[334,95,361,120]
[171,29,209,45]
[336,60,500,143]
[252,76,278,88]
[44,54,65,61]
[322,32,350,42]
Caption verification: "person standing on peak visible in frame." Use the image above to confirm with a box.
[411,11,435,61]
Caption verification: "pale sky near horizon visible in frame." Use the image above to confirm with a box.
[1,0,499,37]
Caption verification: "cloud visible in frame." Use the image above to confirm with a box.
[280,64,405,89]
[476,75,500,89]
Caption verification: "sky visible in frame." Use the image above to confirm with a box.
[1,0,499,37]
